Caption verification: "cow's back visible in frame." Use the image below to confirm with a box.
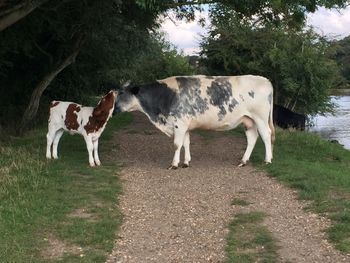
[158,75,272,94]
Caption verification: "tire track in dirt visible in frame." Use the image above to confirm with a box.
[106,112,350,263]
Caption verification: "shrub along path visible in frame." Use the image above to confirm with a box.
[107,112,350,263]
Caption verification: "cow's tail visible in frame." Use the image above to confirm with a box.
[269,92,275,148]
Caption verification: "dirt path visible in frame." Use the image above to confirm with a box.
[106,112,350,263]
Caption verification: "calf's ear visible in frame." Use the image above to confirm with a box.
[130,86,139,95]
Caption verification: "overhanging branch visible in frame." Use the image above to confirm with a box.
[0,0,49,32]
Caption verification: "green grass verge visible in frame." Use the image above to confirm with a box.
[225,212,280,263]
[246,129,350,252]
[0,113,132,263]
[231,198,251,206]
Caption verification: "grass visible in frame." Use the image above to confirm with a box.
[245,128,350,252]
[0,112,133,263]
[194,126,245,144]
[231,198,251,206]
[225,212,280,263]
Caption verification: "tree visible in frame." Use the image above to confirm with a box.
[0,0,160,132]
[327,36,350,89]
[114,32,194,83]
[20,35,84,133]
[137,0,349,27]
[1,0,348,132]
[0,0,49,32]
[200,4,341,115]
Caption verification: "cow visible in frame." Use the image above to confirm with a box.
[46,90,116,167]
[273,104,306,130]
[113,75,275,169]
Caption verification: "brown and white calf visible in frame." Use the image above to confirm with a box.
[46,90,116,166]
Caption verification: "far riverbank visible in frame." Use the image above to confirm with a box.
[331,89,350,96]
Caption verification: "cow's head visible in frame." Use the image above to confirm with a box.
[113,85,140,114]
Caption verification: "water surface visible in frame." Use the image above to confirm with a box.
[308,96,350,150]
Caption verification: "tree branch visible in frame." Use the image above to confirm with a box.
[163,0,216,8]
[0,1,26,17]
[0,0,49,32]
[19,35,84,133]
[32,39,54,65]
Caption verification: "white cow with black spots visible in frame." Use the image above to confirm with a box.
[114,75,275,169]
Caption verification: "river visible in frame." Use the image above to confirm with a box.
[308,96,350,150]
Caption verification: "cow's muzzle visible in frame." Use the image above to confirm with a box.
[113,105,121,115]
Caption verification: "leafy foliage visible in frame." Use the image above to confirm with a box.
[0,0,192,131]
[137,0,348,28]
[115,32,195,83]
[327,36,350,89]
[200,5,341,115]
[0,0,348,131]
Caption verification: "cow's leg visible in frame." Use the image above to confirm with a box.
[46,128,56,159]
[52,129,64,159]
[240,125,259,166]
[84,135,95,167]
[182,131,191,168]
[255,118,273,164]
[92,139,101,166]
[168,126,187,170]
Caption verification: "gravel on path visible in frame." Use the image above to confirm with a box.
[106,112,350,263]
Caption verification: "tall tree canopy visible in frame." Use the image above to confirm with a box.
[200,3,344,115]
[327,36,350,89]
[0,0,159,131]
[0,0,348,132]
[137,0,348,27]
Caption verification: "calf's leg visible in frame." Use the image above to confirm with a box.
[46,128,57,159]
[52,129,64,159]
[84,135,95,167]
[92,139,101,166]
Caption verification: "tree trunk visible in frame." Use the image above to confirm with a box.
[19,42,81,133]
[0,0,49,32]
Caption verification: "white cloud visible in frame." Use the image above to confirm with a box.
[306,6,350,39]
[160,11,209,55]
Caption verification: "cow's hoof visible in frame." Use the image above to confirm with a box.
[264,161,272,165]
[237,162,246,167]
[182,163,189,168]
[95,161,101,166]
[167,165,178,170]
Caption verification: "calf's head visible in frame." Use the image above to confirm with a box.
[113,85,140,114]
[85,90,117,134]
[93,90,116,120]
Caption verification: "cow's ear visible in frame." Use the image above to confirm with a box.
[130,86,139,95]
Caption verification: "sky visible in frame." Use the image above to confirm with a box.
[161,6,350,55]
